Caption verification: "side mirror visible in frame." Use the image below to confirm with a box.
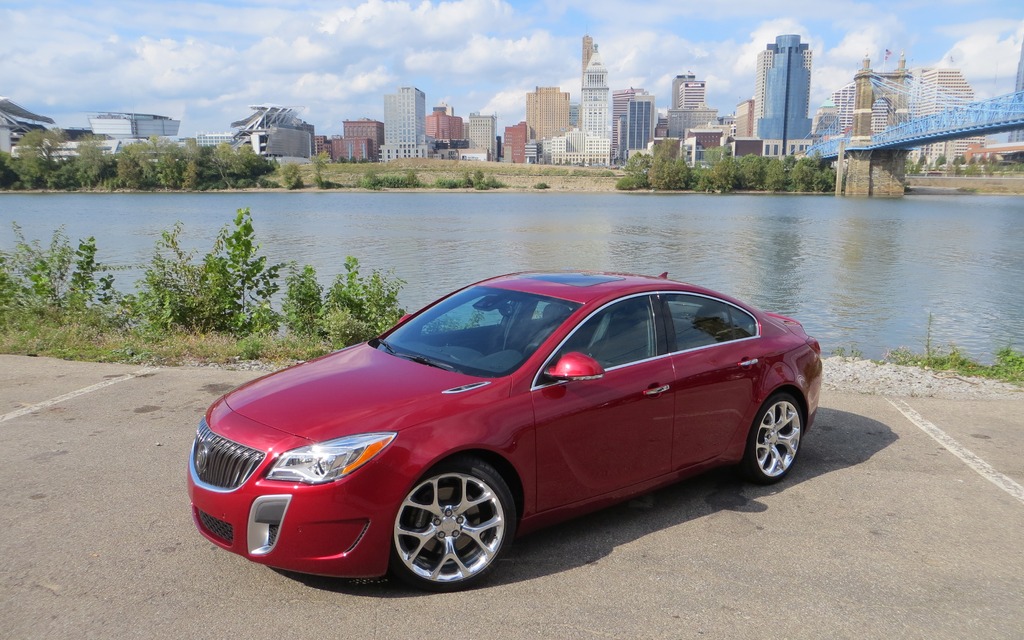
[545,352,605,381]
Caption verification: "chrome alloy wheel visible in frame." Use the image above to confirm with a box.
[394,471,507,585]
[754,399,802,478]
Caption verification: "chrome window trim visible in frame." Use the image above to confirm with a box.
[665,333,761,358]
[660,291,761,355]
[531,292,660,390]
[530,290,762,390]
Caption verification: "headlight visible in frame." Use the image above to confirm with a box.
[266,432,396,484]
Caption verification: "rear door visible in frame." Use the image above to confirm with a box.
[661,294,762,469]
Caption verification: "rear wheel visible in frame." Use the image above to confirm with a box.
[740,393,803,484]
[390,456,515,591]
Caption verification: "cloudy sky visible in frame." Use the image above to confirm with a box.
[2,0,1021,137]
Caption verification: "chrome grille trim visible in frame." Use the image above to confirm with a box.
[191,418,266,492]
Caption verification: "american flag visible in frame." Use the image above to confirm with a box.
[884,49,892,60]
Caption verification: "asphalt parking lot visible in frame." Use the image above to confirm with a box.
[1,354,1022,639]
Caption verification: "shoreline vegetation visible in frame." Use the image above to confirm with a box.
[1,210,1021,388]
[4,132,1024,195]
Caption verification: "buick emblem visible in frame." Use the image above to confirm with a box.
[195,440,211,474]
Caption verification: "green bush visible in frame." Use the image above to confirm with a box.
[0,212,408,363]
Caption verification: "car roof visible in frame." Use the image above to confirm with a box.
[478,271,707,305]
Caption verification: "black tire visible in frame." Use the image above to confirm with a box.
[739,392,804,485]
[390,456,516,592]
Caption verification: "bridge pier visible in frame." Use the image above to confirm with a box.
[844,149,909,197]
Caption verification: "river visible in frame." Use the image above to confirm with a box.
[1,191,1022,362]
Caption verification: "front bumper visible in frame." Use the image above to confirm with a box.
[188,427,399,578]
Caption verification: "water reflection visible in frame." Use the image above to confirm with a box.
[1,191,1021,362]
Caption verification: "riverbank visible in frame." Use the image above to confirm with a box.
[906,175,1024,194]
[822,357,1022,399]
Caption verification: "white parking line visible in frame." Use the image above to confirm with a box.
[888,398,1024,505]
[0,367,160,424]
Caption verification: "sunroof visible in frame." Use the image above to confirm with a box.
[526,273,625,287]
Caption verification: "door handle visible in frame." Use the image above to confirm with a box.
[643,384,671,398]
[739,358,759,368]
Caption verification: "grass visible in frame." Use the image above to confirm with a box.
[884,345,1024,386]
[0,316,329,367]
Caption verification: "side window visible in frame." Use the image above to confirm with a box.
[553,296,655,368]
[665,295,757,350]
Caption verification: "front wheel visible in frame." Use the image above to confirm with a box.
[390,456,516,591]
[740,393,803,484]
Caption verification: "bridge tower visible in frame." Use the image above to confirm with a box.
[842,55,911,196]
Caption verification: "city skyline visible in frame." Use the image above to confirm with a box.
[1,1,1022,137]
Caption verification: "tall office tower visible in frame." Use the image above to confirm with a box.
[624,92,656,156]
[381,87,427,161]
[910,67,984,164]
[1011,40,1024,142]
[526,86,570,141]
[503,121,528,163]
[734,99,755,137]
[467,112,497,160]
[827,82,856,135]
[582,35,595,81]
[672,73,707,110]
[754,34,813,145]
[425,104,464,140]
[612,88,642,160]
[580,44,609,141]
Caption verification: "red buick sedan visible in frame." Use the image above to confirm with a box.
[188,272,822,591]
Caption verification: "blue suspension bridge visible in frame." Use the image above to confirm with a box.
[804,56,1024,196]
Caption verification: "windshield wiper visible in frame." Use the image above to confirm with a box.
[401,354,455,371]
[376,339,453,371]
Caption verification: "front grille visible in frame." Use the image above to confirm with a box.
[198,510,234,543]
[192,419,266,490]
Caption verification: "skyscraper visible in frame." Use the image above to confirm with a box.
[755,34,813,147]
[612,88,642,161]
[910,67,984,164]
[1011,39,1024,143]
[381,87,427,161]
[526,86,570,141]
[425,104,464,141]
[467,112,497,160]
[671,73,706,110]
[582,35,595,81]
[625,92,656,155]
[580,45,609,141]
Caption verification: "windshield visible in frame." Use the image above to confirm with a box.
[375,286,580,377]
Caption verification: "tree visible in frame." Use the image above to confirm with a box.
[73,137,115,189]
[13,128,66,188]
[737,155,767,190]
[116,141,157,190]
[790,157,819,192]
[765,158,788,191]
[311,151,330,188]
[0,152,18,188]
[280,162,303,189]
[617,153,652,189]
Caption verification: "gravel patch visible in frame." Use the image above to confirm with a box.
[822,357,1022,400]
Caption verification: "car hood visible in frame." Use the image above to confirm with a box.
[223,344,505,442]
